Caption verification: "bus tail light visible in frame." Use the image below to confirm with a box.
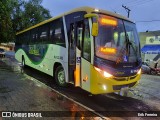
[94,66,113,78]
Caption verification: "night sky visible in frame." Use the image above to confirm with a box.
[42,0,160,32]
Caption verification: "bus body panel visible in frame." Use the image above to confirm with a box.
[90,65,141,94]
[81,58,91,92]
[15,44,69,82]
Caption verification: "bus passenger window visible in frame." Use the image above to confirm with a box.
[49,18,65,47]
[39,24,49,43]
[82,20,91,61]
[30,28,38,44]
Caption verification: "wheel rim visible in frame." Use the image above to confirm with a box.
[58,69,65,85]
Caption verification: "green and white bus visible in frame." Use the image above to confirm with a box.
[15,7,141,94]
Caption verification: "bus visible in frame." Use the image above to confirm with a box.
[15,7,142,94]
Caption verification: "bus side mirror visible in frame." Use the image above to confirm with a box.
[92,23,98,37]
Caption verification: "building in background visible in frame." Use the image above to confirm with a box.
[139,31,160,68]
[0,42,15,51]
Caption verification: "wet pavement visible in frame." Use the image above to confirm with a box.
[0,57,103,120]
[0,54,160,120]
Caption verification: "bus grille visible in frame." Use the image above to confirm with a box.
[113,82,137,90]
[113,75,137,81]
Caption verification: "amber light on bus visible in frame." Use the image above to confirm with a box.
[100,47,116,54]
[94,66,113,78]
[100,18,117,26]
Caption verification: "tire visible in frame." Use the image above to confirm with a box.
[55,66,67,87]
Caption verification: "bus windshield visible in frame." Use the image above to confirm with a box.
[95,14,140,63]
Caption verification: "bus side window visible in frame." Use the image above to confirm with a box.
[50,18,65,47]
[82,19,91,61]
[30,28,38,44]
[39,24,49,43]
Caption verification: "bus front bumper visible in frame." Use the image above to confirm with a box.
[90,66,141,94]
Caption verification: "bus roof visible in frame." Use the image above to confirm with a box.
[16,6,133,35]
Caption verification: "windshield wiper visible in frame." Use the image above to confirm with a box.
[125,33,138,62]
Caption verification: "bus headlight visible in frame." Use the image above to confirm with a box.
[94,66,113,78]
[103,71,113,78]
[137,68,141,74]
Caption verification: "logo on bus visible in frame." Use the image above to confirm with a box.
[116,71,124,75]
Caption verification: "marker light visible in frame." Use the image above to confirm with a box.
[100,47,116,54]
[94,66,113,78]
[94,8,100,12]
[137,69,141,74]
[100,18,117,26]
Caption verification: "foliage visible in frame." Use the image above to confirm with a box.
[0,0,51,43]
[0,0,13,42]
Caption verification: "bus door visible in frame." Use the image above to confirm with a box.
[69,19,91,92]
[68,21,83,85]
[74,21,83,86]
[80,19,91,91]
[68,23,76,82]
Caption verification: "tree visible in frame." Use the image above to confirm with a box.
[0,0,51,43]
[11,0,25,32]
[18,0,51,31]
[0,0,13,42]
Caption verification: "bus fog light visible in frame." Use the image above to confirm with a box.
[103,85,107,90]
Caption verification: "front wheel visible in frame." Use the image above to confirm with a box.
[55,66,67,87]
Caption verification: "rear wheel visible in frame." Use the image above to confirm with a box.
[55,66,67,87]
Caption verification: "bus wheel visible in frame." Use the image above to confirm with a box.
[55,66,67,87]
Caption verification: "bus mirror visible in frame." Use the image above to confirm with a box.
[84,13,98,36]
[92,22,98,37]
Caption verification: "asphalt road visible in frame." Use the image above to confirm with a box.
[0,54,160,120]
